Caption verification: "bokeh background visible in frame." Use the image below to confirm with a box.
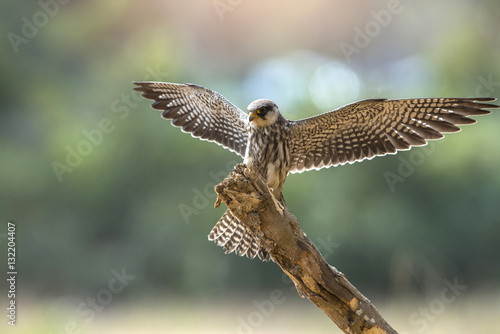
[1,0,500,333]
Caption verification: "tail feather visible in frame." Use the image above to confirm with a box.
[217,216,237,247]
[236,231,252,257]
[208,210,269,261]
[258,249,270,261]
[208,211,232,241]
[223,222,245,254]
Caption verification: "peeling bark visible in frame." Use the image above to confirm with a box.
[214,164,398,334]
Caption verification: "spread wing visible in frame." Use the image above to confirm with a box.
[288,98,498,173]
[133,82,249,157]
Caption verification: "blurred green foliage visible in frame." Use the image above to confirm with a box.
[1,1,499,310]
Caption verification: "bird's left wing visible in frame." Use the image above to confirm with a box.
[134,82,249,157]
[288,98,497,173]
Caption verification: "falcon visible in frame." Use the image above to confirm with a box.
[133,81,497,261]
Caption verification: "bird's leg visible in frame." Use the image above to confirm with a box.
[271,193,284,216]
[269,188,285,216]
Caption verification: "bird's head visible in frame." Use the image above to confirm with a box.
[247,99,281,127]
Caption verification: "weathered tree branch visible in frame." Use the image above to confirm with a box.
[214,164,398,334]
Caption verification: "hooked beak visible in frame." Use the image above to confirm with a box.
[249,111,257,122]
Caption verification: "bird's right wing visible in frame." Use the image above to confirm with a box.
[134,82,249,157]
[288,97,497,173]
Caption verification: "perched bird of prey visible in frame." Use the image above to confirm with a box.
[133,81,497,261]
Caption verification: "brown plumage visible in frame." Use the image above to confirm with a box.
[134,81,497,261]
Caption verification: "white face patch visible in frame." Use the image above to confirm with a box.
[247,99,281,128]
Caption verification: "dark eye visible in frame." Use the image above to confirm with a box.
[257,108,265,114]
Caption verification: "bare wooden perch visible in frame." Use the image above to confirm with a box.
[214,164,398,334]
